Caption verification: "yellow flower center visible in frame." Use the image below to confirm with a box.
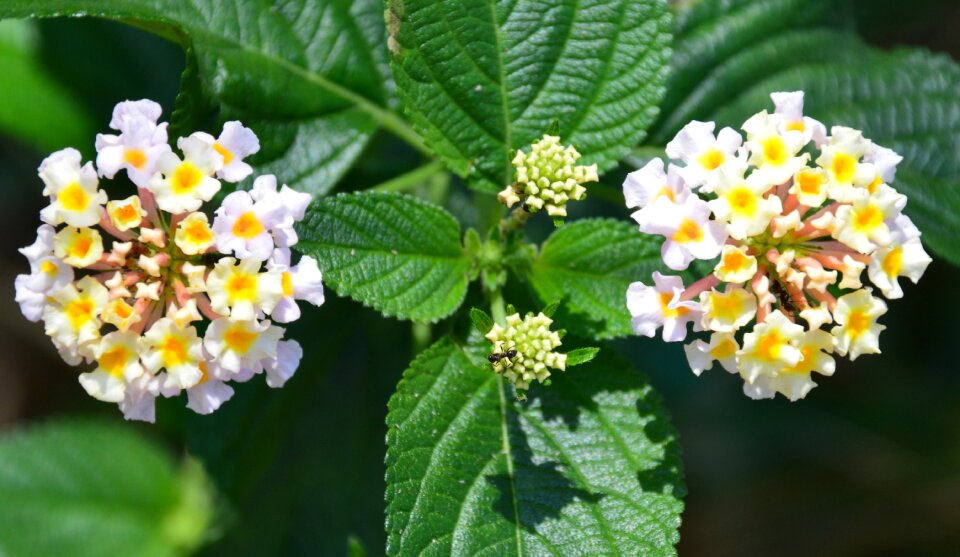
[672,218,703,244]
[709,292,744,323]
[226,273,258,301]
[70,235,94,260]
[832,152,856,183]
[756,330,784,361]
[852,204,883,232]
[115,203,139,224]
[868,174,883,194]
[99,346,129,379]
[761,136,787,166]
[882,247,903,278]
[123,148,147,169]
[710,338,738,359]
[161,335,188,368]
[112,300,134,320]
[282,271,294,297]
[654,186,676,203]
[59,182,89,212]
[224,325,257,354]
[658,292,688,320]
[66,298,96,330]
[721,250,746,274]
[183,219,213,245]
[172,162,204,195]
[232,212,264,239]
[786,120,806,132]
[727,186,757,216]
[213,142,234,165]
[846,309,871,339]
[41,260,59,275]
[698,148,725,171]
[783,345,815,375]
[796,170,824,196]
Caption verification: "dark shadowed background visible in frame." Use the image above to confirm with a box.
[1,1,958,555]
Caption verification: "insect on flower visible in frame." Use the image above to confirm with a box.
[624,91,932,401]
[14,99,325,422]
[487,342,518,368]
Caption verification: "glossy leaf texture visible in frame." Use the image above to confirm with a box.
[0,0,396,196]
[650,0,960,265]
[0,421,214,557]
[387,0,672,192]
[296,192,471,322]
[528,219,665,340]
[385,337,685,556]
[0,20,93,151]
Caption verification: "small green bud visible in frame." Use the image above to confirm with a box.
[497,135,598,217]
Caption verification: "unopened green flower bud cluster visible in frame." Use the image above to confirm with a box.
[485,311,566,390]
[498,135,598,217]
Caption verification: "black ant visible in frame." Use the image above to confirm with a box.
[770,276,807,314]
[488,343,518,368]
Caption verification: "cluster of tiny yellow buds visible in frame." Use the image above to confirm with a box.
[485,312,566,391]
[624,91,932,401]
[497,135,598,217]
[14,99,326,422]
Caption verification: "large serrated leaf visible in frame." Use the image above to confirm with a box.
[529,219,665,340]
[385,337,684,556]
[296,192,471,322]
[0,420,214,557]
[651,0,960,266]
[387,0,672,192]
[0,0,400,196]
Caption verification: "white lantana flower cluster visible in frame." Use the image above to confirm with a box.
[497,135,598,217]
[624,91,932,401]
[15,99,325,422]
[485,312,567,391]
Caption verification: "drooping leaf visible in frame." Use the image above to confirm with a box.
[385,337,685,556]
[0,0,402,196]
[651,0,960,265]
[296,192,471,322]
[529,219,664,340]
[0,420,214,557]
[0,19,93,151]
[387,0,672,192]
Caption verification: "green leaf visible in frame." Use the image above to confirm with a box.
[0,420,214,557]
[652,0,960,265]
[387,0,672,192]
[296,192,470,322]
[0,0,410,196]
[470,307,495,335]
[566,347,600,367]
[529,219,664,340]
[385,337,684,556]
[0,19,94,151]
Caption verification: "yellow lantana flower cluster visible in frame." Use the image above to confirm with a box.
[625,91,932,401]
[15,100,325,421]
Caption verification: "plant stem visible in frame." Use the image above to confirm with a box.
[371,160,446,193]
[412,321,432,355]
[490,287,507,324]
[498,207,533,238]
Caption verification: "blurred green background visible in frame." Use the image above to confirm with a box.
[1,1,959,555]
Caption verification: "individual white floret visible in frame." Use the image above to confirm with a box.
[626,272,702,342]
